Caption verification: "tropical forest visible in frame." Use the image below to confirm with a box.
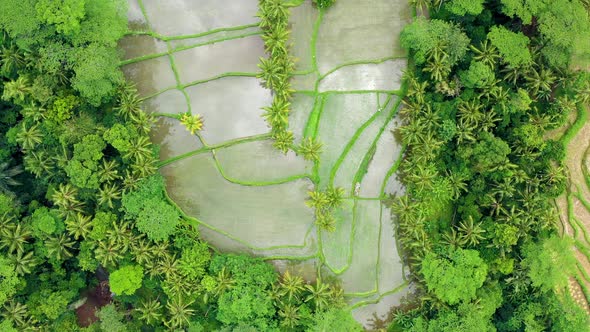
[0,0,589,331]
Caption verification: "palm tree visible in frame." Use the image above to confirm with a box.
[0,43,25,76]
[304,279,332,312]
[446,170,468,200]
[2,76,30,102]
[262,25,290,57]
[457,99,483,127]
[297,137,323,162]
[165,296,195,330]
[65,213,92,240]
[130,110,155,134]
[9,250,37,276]
[525,66,556,100]
[316,210,336,232]
[15,123,42,151]
[272,130,294,153]
[306,190,329,210]
[0,162,22,194]
[157,253,179,279]
[470,40,500,68]
[24,151,54,178]
[106,221,132,253]
[278,303,300,328]
[45,233,75,261]
[325,187,345,209]
[423,50,450,82]
[123,136,152,162]
[0,224,31,254]
[98,159,120,183]
[136,299,162,326]
[130,155,158,178]
[258,56,284,89]
[575,80,590,105]
[114,85,142,120]
[441,228,465,249]
[406,79,428,104]
[398,119,427,146]
[131,238,155,265]
[179,112,204,135]
[279,270,305,302]
[122,169,141,192]
[20,102,46,122]
[263,98,290,131]
[94,240,122,268]
[1,301,28,327]
[213,267,235,297]
[51,183,85,218]
[98,183,121,209]
[501,65,522,85]
[391,195,420,225]
[455,119,476,144]
[274,79,295,101]
[457,216,486,246]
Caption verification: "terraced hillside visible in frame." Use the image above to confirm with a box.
[120,0,412,325]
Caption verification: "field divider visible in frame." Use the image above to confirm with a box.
[157,133,272,167]
[125,23,260,41]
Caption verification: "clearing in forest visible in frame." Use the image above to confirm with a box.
[120,0,411,325]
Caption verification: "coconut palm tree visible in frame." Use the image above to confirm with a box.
[130,110,155,135]
[263,98,290,131]
[131,238,155,265]
[24,151,53,179]
[457,99,483,127]
[114,86,142,120]
[2,76,30,102]
[15,123,42,151]
[124,136,152,162]
[470,40,500,68]
[20,102,46,122]
[131,155,158,178]
[272,130,294,153]
[98,183,121,209]
[51,183,85,218]
[441,228,465,249]
[98,159,120,183]
[1,301,28,327]
[297,137,323,162]
[45,233,75,261]
[278,303,300,328]
[0,43,25,77]
[307,190,329,211]
[325,187,344,209]
[165,296,195,330]
[0,224,31,254]
[136,299,162,326]
[65,213,92,240]
[501,65,522,85]
[258,56,284,89]
[315,210,336,232]
[213,267,235,297]
[157,253,179,279]
[304,279,332,312]
[575,80,590,105]
[179,112,204,135]
[94,240,122,268]
[279,270,305,302]
[9,250,37,276]
[262,25,290,57]
[525,66,556,100]
[106,221,132,253]
[423,50,450,82]
[458,216,486,246]
[455,119,476,144]
[398,119,427,146]
[0,162,22,194]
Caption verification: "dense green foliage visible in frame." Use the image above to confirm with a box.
[392,0,590,330]
[0,0,360,330]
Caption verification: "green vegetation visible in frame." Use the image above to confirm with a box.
[0,0,361,330]
[391,0,590,330]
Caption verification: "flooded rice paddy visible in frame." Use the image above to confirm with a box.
[121,0,411,326]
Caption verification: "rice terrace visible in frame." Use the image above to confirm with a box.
[0,0,589,330]
[122,0,411,325]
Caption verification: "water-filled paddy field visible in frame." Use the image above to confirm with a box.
[121,0,411,325]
